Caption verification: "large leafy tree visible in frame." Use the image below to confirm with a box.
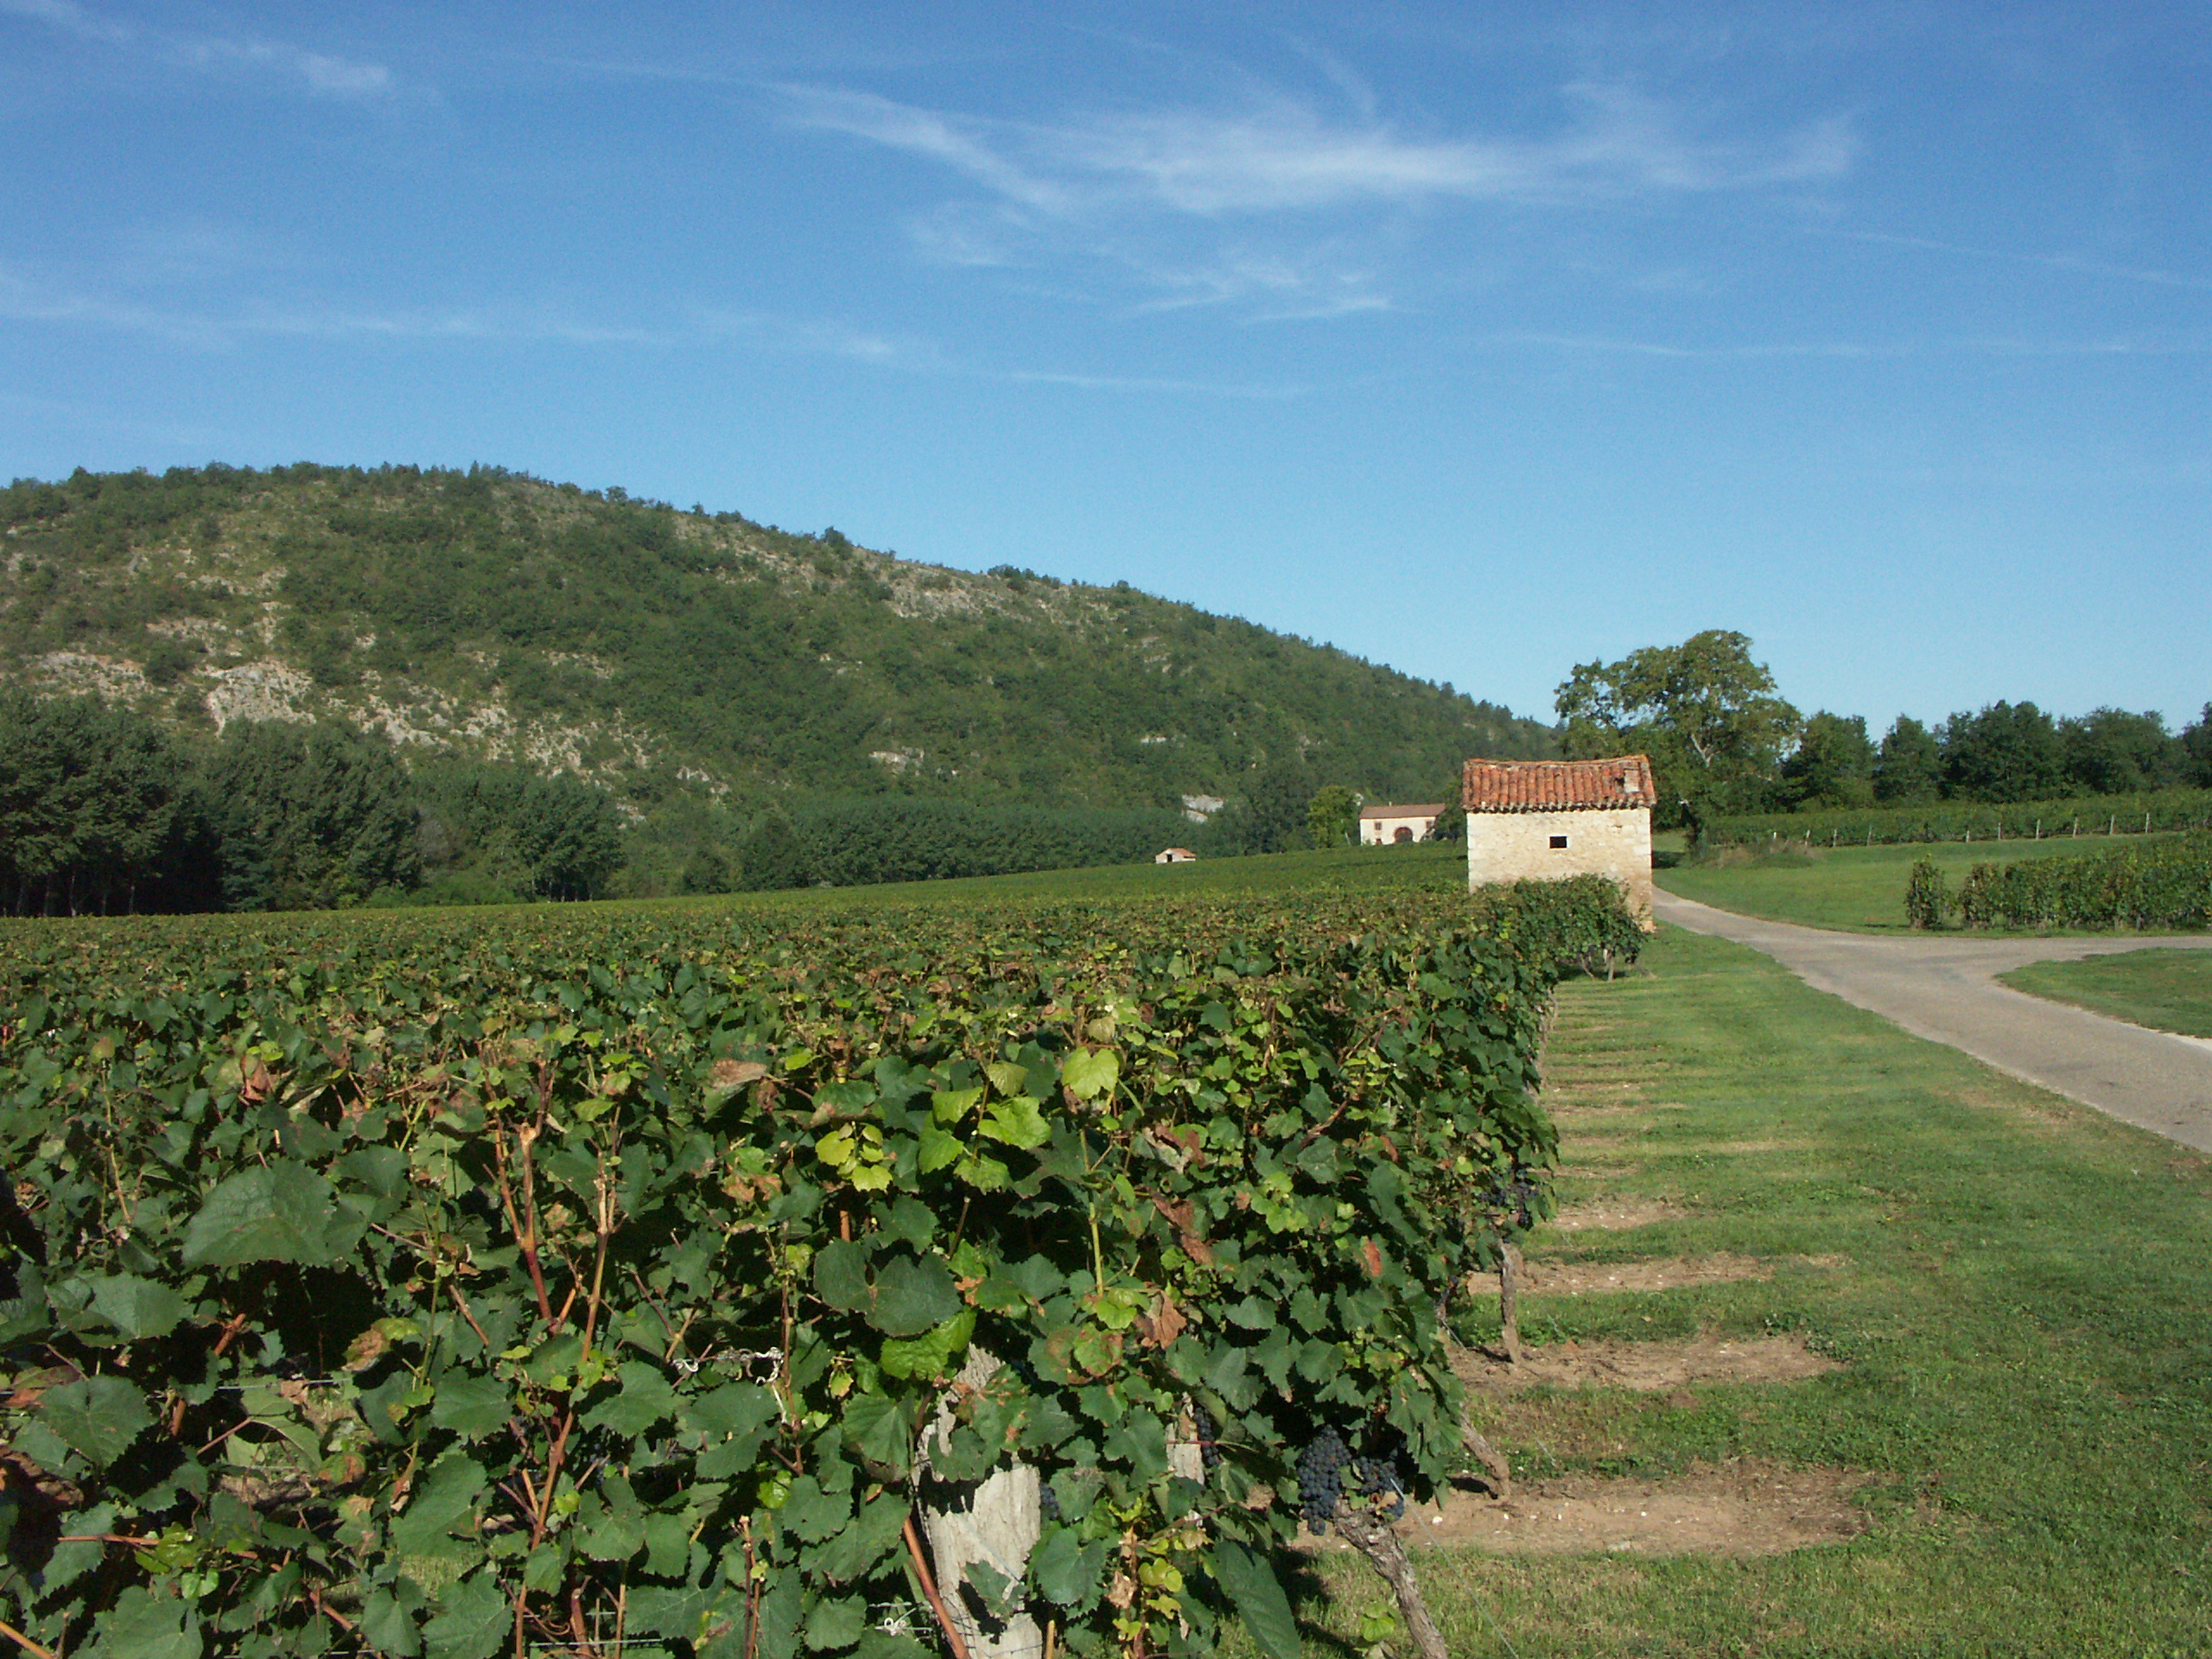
[2182,703,2212,788]
[1554,629,1801,836]
[2058,708,2177,796]
[1306,784,1361,849]
[0,693,196,914]
[1198,757,1317,856]
[1780,711,1875,809]
[204,721,420,909]
[417,765,626,901]
[1873,715,1943,804]
[1940,701,2064,803]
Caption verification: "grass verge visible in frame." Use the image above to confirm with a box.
[1281,925,2212,1656]
[1999,949,2212,1040]
[1654,836,2188,934]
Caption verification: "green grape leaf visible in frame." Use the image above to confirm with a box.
[429,1374,513,1440]
[1211,1539,1301,1659]
[1032,1526,1109,1606]
[868,1255,962,1337]
[582,1361,678,1436]
[1060,1048,1121,1102]
[423,1570,511,1659]
[181,1161,354,1268]
[880,1309,975,1380]
[37,1374,152,1467]
[981,1095,1050,1150]
[88,1274,188,1340]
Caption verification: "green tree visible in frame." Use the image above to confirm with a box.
[680,844,733,894]
[1780,711,1875,809]
[204,721,420,909]
[1306,785,1361,849]
[1427,774,1465,843]
[2058,708,2177,796]
[1941,702,2063,803]
[2180,703,2212,788]
[1198,757,1316,856]
[1554,630,1800,838]
[0,693,194,914]
[1872,715,1943,804]
[738,813,813,891]
[415,763,626,900]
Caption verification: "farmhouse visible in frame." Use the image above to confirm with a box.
[1154,847,1198,864]
[1359,803,1446,845]
[1463,754,1656,925]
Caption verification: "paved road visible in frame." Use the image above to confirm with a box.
[1653,892,2212,1154]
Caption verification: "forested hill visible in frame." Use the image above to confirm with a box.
[0,463,1551,817]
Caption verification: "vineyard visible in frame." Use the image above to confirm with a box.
[1706,785,2212,850]
[1907,833,2212,931]
[0,875,1643,1658]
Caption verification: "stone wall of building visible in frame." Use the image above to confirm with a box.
[1361,810,1439,845]
[1465,806,1654,924]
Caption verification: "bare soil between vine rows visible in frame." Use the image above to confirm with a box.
[1513,1252,1847,1294]
[1296,1461,1872,1560]
[1452,1332,1841,1393]
[1418,1461,1875,1557]
[1546,1198,1693,1231]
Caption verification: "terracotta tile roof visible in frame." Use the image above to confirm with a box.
[1357,802,1446,819]
[1462,755,1656,813]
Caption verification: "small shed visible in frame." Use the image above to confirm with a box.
[1462,755,1656,925]
[1359,803,1446,845]
[1154,847,1198,864]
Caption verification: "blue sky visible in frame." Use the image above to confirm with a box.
[3,2,2204,734]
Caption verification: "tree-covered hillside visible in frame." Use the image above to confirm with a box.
[0,463,1552,820]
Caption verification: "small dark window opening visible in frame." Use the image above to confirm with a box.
[1548,834,1569,849]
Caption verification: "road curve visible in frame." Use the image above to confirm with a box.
[1652,892,2212,1154]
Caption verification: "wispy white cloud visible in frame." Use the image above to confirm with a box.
[1485,330,1872,359]
[696,308,944,368]
[777,77,1854,320]
[1811,226,2209,291]
[1,0,128,44]
[781,79,1854,218]
[779,87,1073,213]
[1478,329,2205,360]
[1,0,392,97]
[1003,366,1308,398]
[1122,246,1393,320]
[0,260,1313,395]
[0,267,659,348]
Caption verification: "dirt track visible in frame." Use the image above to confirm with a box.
[1653,892,2212,1154]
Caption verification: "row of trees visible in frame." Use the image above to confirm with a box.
[690,796,1192,893]
[1792,702,2211,810]
[0,695,624,915]
[1556,630,2210,836]
[3,692,1461,915]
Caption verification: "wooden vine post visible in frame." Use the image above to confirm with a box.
[1497,1243,1523,1364]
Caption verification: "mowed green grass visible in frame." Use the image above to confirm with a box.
[2000,949,2212,1040]
[1280,927,2212,1656]
[1654,835,2175,934]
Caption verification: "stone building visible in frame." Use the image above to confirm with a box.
[1358,802,1446,845]
[1462,754,1656,925]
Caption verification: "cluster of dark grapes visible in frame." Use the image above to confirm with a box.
[1482,1167,1540,1230]
[1190,1403,1224,1474]
[1295,1428,1352,1533]
[1294,1428,1408,1535]
[1039,1481,1061,1522]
